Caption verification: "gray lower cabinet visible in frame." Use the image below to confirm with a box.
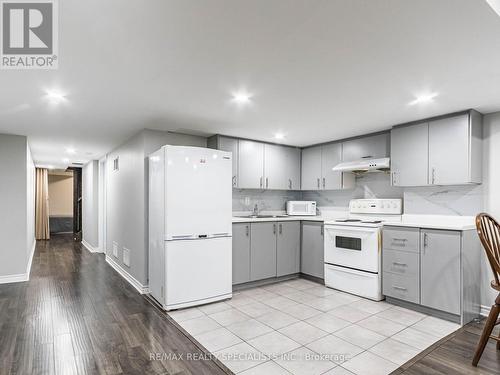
[232,223,250,285]
[383,226,476,321]
[250,223,277,281]
[301,221,324,278]
[421,229,461,315]
[277,221,300,277]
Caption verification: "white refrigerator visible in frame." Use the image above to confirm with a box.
[148,145,233,311]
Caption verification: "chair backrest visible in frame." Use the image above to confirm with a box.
[476,213,500,286]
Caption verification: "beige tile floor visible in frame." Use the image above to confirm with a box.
[168,278,460,375]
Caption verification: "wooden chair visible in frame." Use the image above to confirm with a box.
[472,213,500,366]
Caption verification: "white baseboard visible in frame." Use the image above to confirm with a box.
[480,305,491,317]
[81,239,102,253]
[0,239,36,285]
[105,255,149,294]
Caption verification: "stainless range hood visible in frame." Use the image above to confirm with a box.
[332,157,390,173]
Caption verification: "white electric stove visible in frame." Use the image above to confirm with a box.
[323,199,402,301]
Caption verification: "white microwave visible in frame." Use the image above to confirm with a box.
[286,201,317,216]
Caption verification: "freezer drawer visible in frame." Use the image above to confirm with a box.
[165,237,232,310]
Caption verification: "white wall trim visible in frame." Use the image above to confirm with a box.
[26,239,36,277]
[0,239,36,285]
[105,255,149,294]
[480,304,491,317]
[81,239,102,253]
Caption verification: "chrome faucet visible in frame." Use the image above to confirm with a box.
[252,204,259,216]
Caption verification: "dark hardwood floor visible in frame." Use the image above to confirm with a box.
[0,234,227,375]
[393,318,500,375]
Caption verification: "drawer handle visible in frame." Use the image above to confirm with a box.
[392,262,407,267]
[393,286,407,291]
[392,238,407,242]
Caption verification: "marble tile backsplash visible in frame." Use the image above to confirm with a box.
[232,189,302,213]
[232,173,483,217]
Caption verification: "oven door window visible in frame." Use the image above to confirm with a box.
[335,236,362,251]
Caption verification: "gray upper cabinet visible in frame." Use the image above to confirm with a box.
[301,221,324,279]
[264,144,300,190]
[207,136,239,188]
[390,111,482,187]
[429,113,482,185]
[301,146,322,190]
[321,143,342,190]
[250,223,277,281]
[232,223,250,285]
[420,229,461,315]
[238,140,265,189]
[277,221,301,277]
[284,147,301,190]
[391,123,429,186]
[301,144,354,191]
[342,133,390,162]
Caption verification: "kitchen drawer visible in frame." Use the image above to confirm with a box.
[383,226,420,253]
[383,249,419,276]
[383,272,419,304]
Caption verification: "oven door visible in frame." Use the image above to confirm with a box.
[324,225,380,273]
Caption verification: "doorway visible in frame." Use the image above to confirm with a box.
[47,169,74,235]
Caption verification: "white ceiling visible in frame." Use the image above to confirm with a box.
[1,0,500,168]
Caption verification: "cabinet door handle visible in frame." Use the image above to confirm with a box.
[392,262,407,267]
[288,179,292,190]
[423,232,428,250]
[317,178,320,189]
[279,224,282,234]
[260,176,263,188]
[392,172,396,185]
[431,168,436,184]
[322,177,326,189]
[273,224,276,234]
[232,175,237,187]
[245,225,249,236]
[393,286,408,291]
[266,177,269,189]
[321,225,324,236]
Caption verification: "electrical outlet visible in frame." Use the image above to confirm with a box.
[112,241,118,258]
[123,247,130,267]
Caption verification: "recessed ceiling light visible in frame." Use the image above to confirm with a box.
[274,133,285,140]
[409,93,438,105]
[45,89,67,104]
[231,90,252,105]
[65,147,76,154]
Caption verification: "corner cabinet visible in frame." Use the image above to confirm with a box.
[301,144,354,191]
[382,226,480,325]
[391,111,483,187]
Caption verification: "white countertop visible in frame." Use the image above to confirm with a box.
[384,214,476,231]
[232,215,325,223]
[232,212,476,231]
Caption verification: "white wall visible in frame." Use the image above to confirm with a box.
[105,129,206,286]
[82,160,99,249]
[0,134,35,282]
[482,111,500,306]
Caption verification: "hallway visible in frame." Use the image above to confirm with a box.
[0,234,226,375]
